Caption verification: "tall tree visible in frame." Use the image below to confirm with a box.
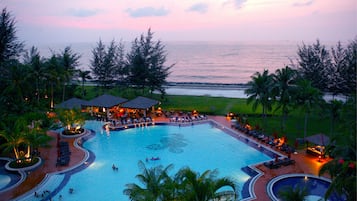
[295,39,331,91]
[0,7,24,67]
[23,46,46,105]
[44,55,62,109]
[245,69,274,129]
[341,37,357,96]
[126,28,172,95]
[328,41,348,96]
[272,66,297,132]
[90,39,125,89]
[57,46,81,102]
[294,79,323,139]
[0,61,31,114]
[77,69,92,97]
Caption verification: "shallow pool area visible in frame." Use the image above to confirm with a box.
[0,158,25,194]
[267,174,346,201]
[16,120,275,201]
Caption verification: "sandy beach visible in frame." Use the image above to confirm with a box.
[160,82,249,98]
[160,82,346,101]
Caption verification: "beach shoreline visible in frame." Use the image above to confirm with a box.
[165,82,249,90]
[161,82,249,98]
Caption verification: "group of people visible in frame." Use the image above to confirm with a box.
[34,190,50,198]
[34,188,74,200]
[146,157,160,162]
[112,164,119,171]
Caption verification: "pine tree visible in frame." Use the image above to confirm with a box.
[126,29,172,94]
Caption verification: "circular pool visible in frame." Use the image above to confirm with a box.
[267,174,345,201]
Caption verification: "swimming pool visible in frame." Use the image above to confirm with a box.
[0,158,24,194]
[267,174,346,201]
[17,120,272,201]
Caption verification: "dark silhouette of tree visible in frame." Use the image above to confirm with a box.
[126,28,172,95]
[319,131,356,201]
[124,161,237,201]
[272,66,297,132]
[0,7,24,67]
[175,167,237,201]
[43,55,62,109]
[56,46,81,102]
[23,46,46,105]
[0,7,25,114]
[123,160,174,201]
[295,39,331,91]
[90,39,125,89]
[76,69,92,97]
[341,37,357,96]
[245,69,274,129]
[294,79,323,139]
[0,61,31,114]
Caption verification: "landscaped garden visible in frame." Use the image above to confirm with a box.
[0,6,355,200]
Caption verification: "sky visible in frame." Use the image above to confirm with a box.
[2,0,357,45]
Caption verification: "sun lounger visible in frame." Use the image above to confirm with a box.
[263,157,295,169]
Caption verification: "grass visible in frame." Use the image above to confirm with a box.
[77,86,347,146]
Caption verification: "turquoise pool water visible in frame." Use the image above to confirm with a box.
[23,120,271,201]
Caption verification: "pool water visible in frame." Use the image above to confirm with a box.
[25,121,271,201]
[269,174,346,201]
[0,175,11,189]
[0,159,23,193]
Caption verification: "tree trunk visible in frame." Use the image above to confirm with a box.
[50,83,54,109]
[62,83,66,102]
[13,147,19,159]
[303,113,308,140]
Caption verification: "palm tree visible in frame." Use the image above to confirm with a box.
[57,46,80,102]
[272,66,297,132]
[325,99,343,136]
[0,117,28,160]
[278,185,308,201]
[77,69,92,97]
[56,108,85,134]
[24,46,46,105]
[294,79,323,140]
[245,69,274,129]
[319,132,356,201]
[44,55,62,109]
[123,160,174,201]
[1,61,31,113]
[175,167,237,201]
[24,120,52,157]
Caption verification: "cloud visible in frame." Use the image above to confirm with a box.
[187,3,209,14]
[293,0,314,7]
[66,8,100,17]
[126,7,169,18]
[234,0,248,9]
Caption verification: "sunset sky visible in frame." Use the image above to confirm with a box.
[3,0,356,45]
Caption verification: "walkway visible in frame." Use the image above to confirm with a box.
[1,131,86,200]
[209,115,330,200]
[1,116,329,201]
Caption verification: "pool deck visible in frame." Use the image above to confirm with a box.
[1,116,330,201]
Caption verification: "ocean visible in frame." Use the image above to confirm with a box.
[35,40,301,84]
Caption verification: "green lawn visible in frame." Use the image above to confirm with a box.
[79,86,348,146]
